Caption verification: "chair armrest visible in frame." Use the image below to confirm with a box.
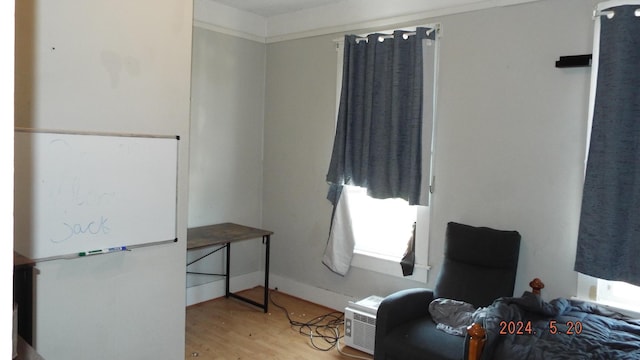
[374,288,434,359]
[375,288,434,338]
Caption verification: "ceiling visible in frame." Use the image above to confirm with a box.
[210,0,347,17]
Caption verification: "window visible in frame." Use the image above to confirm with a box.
[332,26,438,279]
[574,7,640,318]
[346,184,431,279]
[596,279,640,314]
[345,185,417,260]
[576,273,640,317]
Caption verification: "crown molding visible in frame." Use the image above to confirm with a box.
[194,0,542,44]
[193,0,267,42]
[193,20,267,43]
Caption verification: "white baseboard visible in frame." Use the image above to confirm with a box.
[186,271,262,306]
[268,274,358,311]
[186,271,359,311]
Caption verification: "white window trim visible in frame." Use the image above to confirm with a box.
[351,252,431,281]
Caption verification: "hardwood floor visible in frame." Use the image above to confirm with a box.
[185,287,373,360]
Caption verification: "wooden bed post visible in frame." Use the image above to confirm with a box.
[467,322,486,360]
[466,278,546,360]
[529,278,544,295]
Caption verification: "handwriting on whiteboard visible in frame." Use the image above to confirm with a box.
[45,138,117,244]
[51,216,111,243]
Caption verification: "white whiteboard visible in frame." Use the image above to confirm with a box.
[14,129,179,260]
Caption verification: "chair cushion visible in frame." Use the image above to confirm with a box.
[381,317,465,360]
[443,222,520,269]
[433,222,521,307]
[434,259,519,307]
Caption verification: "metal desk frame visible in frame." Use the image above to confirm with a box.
[187,223,272,313]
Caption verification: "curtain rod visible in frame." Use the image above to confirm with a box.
[355,26,438,43]
[593,0,640,19]
[333,24,440,44]
[593,8,640,18]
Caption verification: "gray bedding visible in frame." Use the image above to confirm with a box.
[473,292,640,360]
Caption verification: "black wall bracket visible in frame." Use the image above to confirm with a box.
[555,54,592,68]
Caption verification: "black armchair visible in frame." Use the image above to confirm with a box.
[374,221,521,360]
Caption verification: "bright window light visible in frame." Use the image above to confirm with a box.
[345,185,418,260]
[597,279,640,312]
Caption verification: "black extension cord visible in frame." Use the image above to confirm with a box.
[268,290,345,352]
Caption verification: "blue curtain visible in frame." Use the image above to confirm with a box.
[326,28,434,207]
[575,5,640,286]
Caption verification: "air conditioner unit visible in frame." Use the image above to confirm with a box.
[344,295,384,355]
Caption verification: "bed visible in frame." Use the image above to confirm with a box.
[465,279,640,360]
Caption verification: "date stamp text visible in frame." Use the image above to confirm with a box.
[499,320,583,335]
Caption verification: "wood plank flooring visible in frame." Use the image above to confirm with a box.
[185,287,373,360]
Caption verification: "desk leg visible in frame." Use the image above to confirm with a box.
[263,235,270,313]
[225,242,231,298]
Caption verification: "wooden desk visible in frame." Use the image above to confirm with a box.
[14,252,35,345]
[187,223,273,312]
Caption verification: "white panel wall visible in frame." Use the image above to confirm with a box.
[263,0,597,303]
[14,0,193,359]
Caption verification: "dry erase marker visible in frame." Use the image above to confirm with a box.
[79,246,127,256]
[106,246,127,252]
[78,249,104,256]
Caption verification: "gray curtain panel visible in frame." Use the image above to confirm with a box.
[575,5,640,286]
[326,28,434,207]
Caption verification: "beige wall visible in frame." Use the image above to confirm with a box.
[14,1,193,359]
[189,28,265,229]
[263,0,597,301]
[187,27,267,303]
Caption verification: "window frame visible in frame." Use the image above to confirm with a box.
[332,25,440,281]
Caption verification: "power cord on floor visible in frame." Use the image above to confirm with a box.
[269,290,373,360]
[335,336,373,360]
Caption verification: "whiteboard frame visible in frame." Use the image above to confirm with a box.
[14,128,180,261]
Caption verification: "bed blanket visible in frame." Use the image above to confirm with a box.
[472,292,640,360]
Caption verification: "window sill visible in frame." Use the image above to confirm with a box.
[351,252,430,282]
[571,296,640,319]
